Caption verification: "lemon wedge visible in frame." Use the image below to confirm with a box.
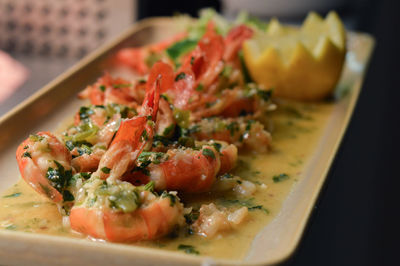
[243,11,346,100]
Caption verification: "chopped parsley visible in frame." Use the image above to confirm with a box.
[272,173,289,183]
[202,148,215,159]
[101,167,111,174]
[162,124,175,136]
[257,89,273,101]
[22,152,31,158]
[79,106,94,121]
[29,134,44,142]
[161,191,176,206]
[5,225,17,230]
[195,83,204,91]
[141,130,149,141]
[99,85,106,92]
[220,173,234,179]
[212,142,222,152]
[178,244,199,255]
[218,198,269,214]
[138,152,167,167]
[184,211,199,225]
[175,72,186,81]
[62,190,75,202]
[166,38,198,62]
[3,192,21,198]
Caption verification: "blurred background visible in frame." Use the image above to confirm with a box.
[0,0,398,265]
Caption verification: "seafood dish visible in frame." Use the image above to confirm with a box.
[0,9,373,262]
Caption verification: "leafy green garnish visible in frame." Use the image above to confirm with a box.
[79,106,94,121]
[202,148,215,159]
[272,173,289,183]
[46,161,73,193]
[3,192,21,198]
[195,83,204,91]
[22,152,31,158]
[162,124,175,136]
[161,191,176,206]
[101,167,111,174]
[64,122,99,143]
[166,38,198,62]
[178,244,199,255]
[62,190,75,202]
[218,198,269,214]
[29,134,44,142]
[173,108,191,129]
[211,142,222,152]
[175,72,186,81]
[184,211,199,225]
[5,224,16,230]
[138,152,167,167]
[257,89,273,101]
[99,85,106,92]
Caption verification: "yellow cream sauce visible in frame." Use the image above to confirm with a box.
[0,100,334,260]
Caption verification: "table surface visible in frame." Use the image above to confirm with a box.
[1,0,398,265]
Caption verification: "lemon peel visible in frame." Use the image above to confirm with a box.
[243,11,346,101]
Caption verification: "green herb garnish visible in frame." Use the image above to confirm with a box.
[202,148,215,159]
[178,244,199,255]
[3,192,21,198]
[272,173,289,183]
[101,167,111,174]
[175,72,186,81]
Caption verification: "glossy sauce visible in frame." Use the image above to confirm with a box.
[0,100,333,259]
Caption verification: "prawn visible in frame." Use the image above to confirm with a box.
[66,104,137,172]
[78,73,145,108]
[70,178,184,242]
[70,66,185,241]
[126,141,237,193]
[114,32,187,75]
[191,117,271,153]
[16,132,73,203]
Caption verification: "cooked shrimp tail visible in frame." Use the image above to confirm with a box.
[70,180,184,242]
[16,132,73,202]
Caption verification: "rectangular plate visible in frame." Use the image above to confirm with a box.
[0,18,375,265]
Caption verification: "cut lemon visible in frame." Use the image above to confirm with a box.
[243,11,346,101]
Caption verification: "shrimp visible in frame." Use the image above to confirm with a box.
[94,62,162,182]
[191,117,271,153]
[78,73,145,108]
[126,141,237,193]
[147,144,221,193]
[66,104,137,172]
[16,132,73,203]
[114,32,187,75]
[223,25,254,63]
[70,178,184,242]
[69,66,185,241]
[192,203,248,237]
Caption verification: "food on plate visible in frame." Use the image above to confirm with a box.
[3,8,347,257]
[243,11,346,100]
